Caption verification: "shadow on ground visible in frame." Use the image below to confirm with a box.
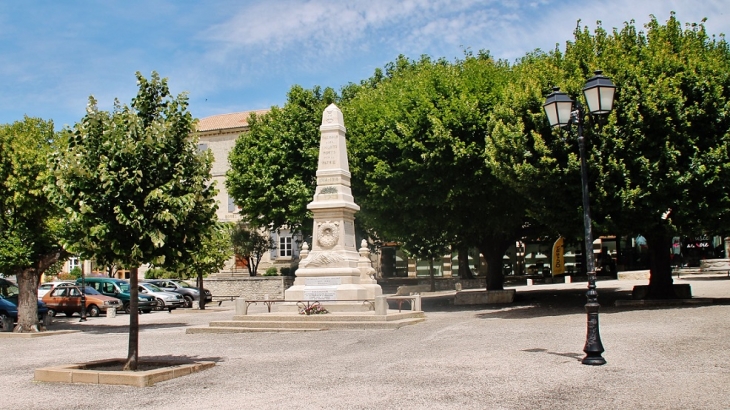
[418,286,730,319]
[46,317,190,334]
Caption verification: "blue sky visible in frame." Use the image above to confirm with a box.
[1,1,728,129]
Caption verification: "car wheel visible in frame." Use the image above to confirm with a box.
[47,308,56,317]
[155,298,165,311]
[124,302,131,314]
[88,305,100,317]
[0,313,12,332]
[183,295,193,308]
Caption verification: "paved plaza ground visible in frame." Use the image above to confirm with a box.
[3,273,730,409]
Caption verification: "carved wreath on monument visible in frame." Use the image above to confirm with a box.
[317,221,340,249]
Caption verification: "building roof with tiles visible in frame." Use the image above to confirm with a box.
[196,109,269,133]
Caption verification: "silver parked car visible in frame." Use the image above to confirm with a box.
[37,281,74,300]
[144,279,212,308]
[138,283,185,311]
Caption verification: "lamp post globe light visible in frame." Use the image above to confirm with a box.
[543,70,616,366]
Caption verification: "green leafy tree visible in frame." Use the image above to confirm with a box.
[0,117,68,332]
[47,72,218,369]
[177,222,232,308]
[230,222,271,276]
[344,54,527,290]
[227,85,337,234]
[488,15,730,298]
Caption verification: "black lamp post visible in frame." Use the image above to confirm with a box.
[543,70,616,366]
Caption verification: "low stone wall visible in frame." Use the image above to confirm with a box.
[203,276,295,300]
[414,278,487,291]
[700,259,730,272]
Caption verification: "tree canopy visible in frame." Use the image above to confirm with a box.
[487,14,730,297]
[0,117,68,332]
[47,72,219,368]
[344,54,528,290]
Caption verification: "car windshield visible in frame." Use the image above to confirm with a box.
[143,284,162,292]
[1,283,19,298]
[84,286,101,295]
[176,281,194,288]
[117,283,130,293]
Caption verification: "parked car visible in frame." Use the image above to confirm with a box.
[138,283,185,311]
[0,278,49,331]
[37,281,74,300]
[42,284,122,317]
[144,279,212,308]
[77,277,156,314]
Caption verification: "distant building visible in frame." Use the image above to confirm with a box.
[197,110,301,275]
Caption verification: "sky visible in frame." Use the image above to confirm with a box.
[1,0,728,129]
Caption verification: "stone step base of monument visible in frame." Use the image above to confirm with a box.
[186,327,323,334]
[275,302,376,314]
[185,311,425,333]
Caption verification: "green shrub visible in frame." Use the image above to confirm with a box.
[69,267,82,278]
[263,267,278,276]
[144,267,178,279]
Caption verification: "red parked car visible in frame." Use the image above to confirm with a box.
[42,284,122,317]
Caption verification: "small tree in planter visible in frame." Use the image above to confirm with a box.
[48,72,218,370]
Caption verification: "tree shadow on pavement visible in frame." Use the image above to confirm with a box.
[421,287,730,319]
[46,319,190,334]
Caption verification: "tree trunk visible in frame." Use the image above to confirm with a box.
[124,267,140,371]
[458,245,475,279]
[428,257,436,292]
[478,237,513,291]
[14,250,67,332]
[15,268,40,332]
[646,232,676,299]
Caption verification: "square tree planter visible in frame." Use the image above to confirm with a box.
[35,358,215,387]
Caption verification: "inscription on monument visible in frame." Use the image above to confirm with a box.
[303,289,337,301]
[318,134,339,167]
[305,277,342,286]
[318,177,339,184]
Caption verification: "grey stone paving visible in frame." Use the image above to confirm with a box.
[3,274,730,409]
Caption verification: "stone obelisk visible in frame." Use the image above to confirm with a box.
[284,103,381,309]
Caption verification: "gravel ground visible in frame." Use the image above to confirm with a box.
[3,274,730,410]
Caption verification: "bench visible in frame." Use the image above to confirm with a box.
[211,295,239,306]
[242,299,285,314]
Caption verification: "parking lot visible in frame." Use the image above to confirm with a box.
[3,274,730,409]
